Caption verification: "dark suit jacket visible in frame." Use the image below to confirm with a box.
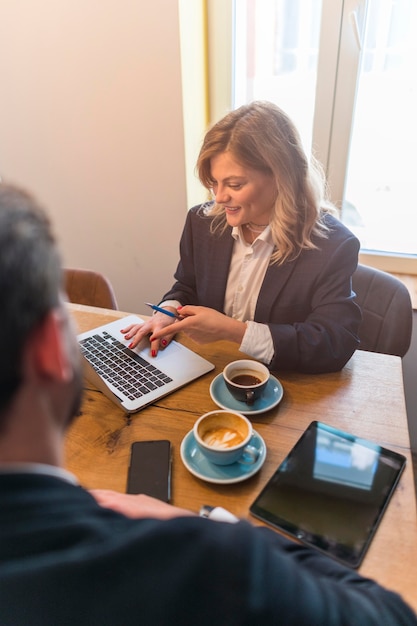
[163,206,361,373]
[0,473,415,626]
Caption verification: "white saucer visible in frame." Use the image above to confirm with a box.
[180,429,266,484]
[209,373,283,415]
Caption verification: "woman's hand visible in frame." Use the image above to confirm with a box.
[121,308,178,356]
[90,489,196,520]
[150,306,247,346]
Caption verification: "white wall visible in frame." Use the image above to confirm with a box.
[0,0,189,313]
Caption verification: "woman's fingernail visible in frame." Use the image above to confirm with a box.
[161,339,167,347]
[151,349,156,357]
[128,343,134,349]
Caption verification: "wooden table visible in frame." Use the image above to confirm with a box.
[65,303,417,612]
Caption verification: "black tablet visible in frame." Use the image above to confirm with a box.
[250,421,406,568]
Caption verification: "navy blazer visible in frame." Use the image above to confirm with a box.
[0,473,415,626]
[163,206,361,373]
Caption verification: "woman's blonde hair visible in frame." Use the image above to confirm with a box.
[196,101,334,264]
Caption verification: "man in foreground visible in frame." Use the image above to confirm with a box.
[0,182,415,625]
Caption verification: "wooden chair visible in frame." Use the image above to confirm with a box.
[64,268,118,310]
[352,264,412,357]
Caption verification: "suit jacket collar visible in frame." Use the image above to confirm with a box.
[210,226,299,320]
[255,257,298,322]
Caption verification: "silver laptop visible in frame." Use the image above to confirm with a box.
[77,314,214,413]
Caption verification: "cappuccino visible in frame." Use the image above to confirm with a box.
[202,427,245,450]
[193,410,254,465]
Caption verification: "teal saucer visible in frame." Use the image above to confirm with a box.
[210,373,283,416]
[180,429,266,484]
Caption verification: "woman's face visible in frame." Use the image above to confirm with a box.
[210,151,276,227]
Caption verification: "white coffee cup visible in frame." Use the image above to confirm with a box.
[193,409,259,466]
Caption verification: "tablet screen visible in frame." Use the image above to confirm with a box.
[250,421,406,568]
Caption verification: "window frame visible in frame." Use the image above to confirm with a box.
[205,0,417,274]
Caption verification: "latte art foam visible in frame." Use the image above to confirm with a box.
[202,427,245,449]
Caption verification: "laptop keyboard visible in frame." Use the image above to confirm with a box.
[79,331,173,401]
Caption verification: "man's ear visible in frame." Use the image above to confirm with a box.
[29,310,72,382]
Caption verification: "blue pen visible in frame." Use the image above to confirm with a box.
[145,302,179,318]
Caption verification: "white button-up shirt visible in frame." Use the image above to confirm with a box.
[224,226,274,364]
[161,226,275,365]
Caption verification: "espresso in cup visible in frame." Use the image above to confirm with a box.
[231,373,262,386]
[193,410,258,465]
[223,360,270,405]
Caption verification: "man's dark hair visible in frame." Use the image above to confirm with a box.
[0,183,62,417]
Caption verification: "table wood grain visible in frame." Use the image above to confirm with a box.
[66,303,417,612]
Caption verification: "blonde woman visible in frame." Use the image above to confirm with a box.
[124,101,361,373]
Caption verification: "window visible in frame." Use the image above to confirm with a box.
[342,0,417,257]
[233,0,322,155]
[208,0,417,271]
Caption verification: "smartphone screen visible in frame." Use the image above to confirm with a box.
[126,440,172,502]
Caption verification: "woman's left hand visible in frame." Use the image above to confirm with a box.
[149,305,247,345]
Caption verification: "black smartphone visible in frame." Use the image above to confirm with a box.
[126,440,172,502]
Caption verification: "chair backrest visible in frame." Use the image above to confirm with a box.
[352,264,412,357]
[64,268,118,310]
